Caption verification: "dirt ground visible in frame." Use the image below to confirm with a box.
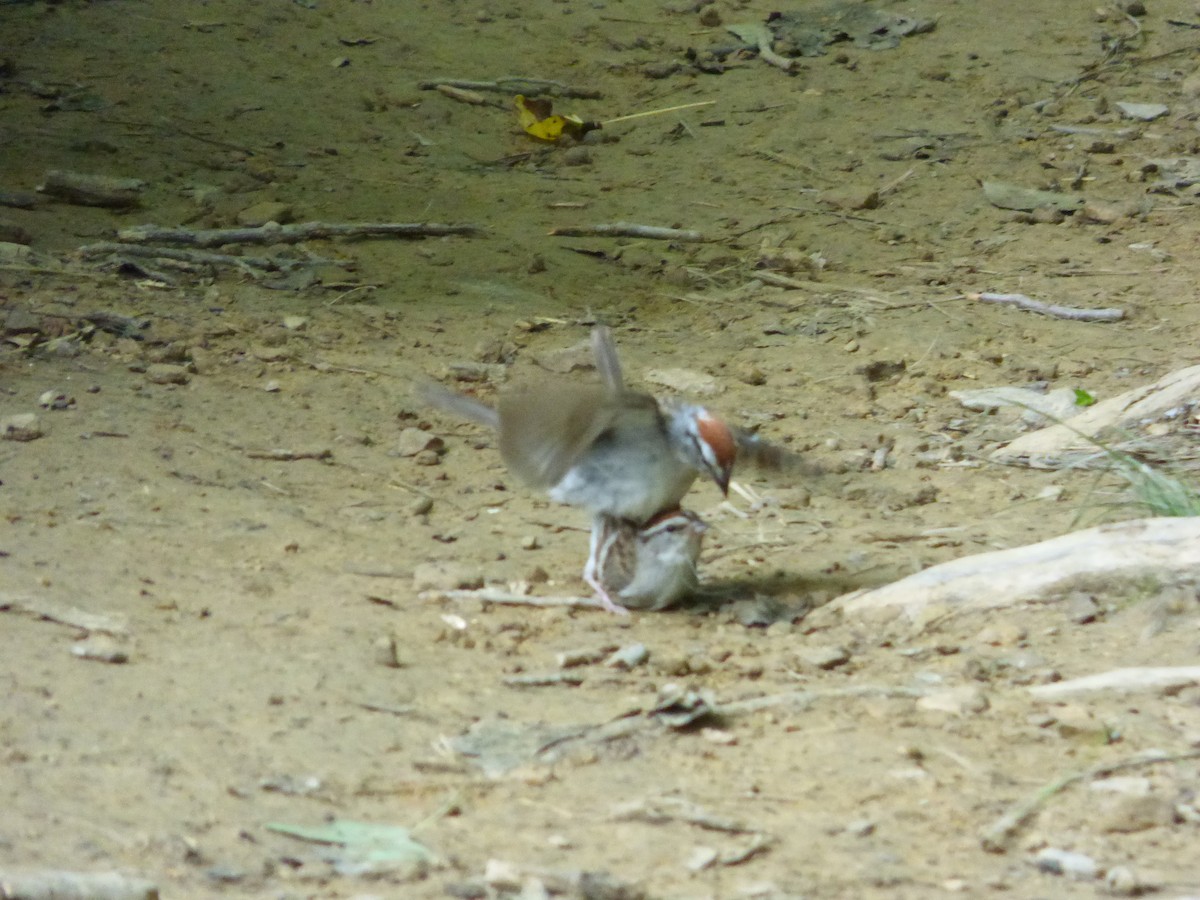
[3,1,1200,897]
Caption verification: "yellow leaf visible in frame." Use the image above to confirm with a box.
[514,94,595,143]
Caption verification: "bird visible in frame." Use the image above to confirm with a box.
[591,506,707,611]
[416,327,737,612]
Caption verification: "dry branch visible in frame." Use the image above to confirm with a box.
[834,517,1200,622]
[548,222,706,241]
[116,221,484,248]
[967,291,1125,322]
[979,750,1200,852]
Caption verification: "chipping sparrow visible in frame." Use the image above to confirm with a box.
[591,507,707,611]
[417,328,736,613]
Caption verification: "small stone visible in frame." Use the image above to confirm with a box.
[917,685,989,716]
[70,635,129,664]
[38,390,75,410]
[373,634,401,668]
[250,345,290,362]
[819,186,880,210]
[975,622,1026,646]
[414,449,440,466]
[1104,866,1160,897]
[844,818,876,837]
[282,315,309,331]
[520,535,539,550]
[685,846,718,872]
[1098,794,1176,833]
[606,643,649,670]
[412,561,484,592]
[643,367,722,396]
[1033,847,1097,880]
[1089,775,1151,796]
[409,496,434,516]
[263,380,281,393]
[736,363,767,385]
[1049,704,1112,742]
[560,146,592,167]
[4,308,40,334]
[794,644,850,671]
[1,412,43,441]
[145,363,191,385]
[1065,591,1100,624]
[1115,101,1168,121]
[236,200,294,227]
[395,427,443,457]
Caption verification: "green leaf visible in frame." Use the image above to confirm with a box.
[266,819,437,875]
[1073,388,1096,407]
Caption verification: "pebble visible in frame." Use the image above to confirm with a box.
[395,427,443,457]
[560,146,592,167]
[1088,775,1151,796]
[236,200,294,227]
[555,647,612,668]
[686,846,718,871]
[1098,794,1176,833]
[519,535,539,551]
[917,685,989,716]
[281,315,309,331]
[1048,704,1112,742]
[38,390,74,410]
[644,367,722,396]
[736,362,767,386]
[70,635,129,664]
[1033,847,1097,880]
[794,644,850,671]
[1104,865,1160,897]
[1,412,43,441]
[605,643,649,670]
[974,621,1026,646]
[372,634,401,668]
[1065,591,1101,624]
[412,561,484,592]
[844,818,876,837]
[145,363,191,385]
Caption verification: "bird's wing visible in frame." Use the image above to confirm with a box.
[415,380,500,431]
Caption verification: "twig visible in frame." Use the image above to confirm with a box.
[418,77,603,99]
[966,291,1125,322]
[549,222,706,241]
[422,588,610,610]
[979,749,1200,853]
[75,241,292,275]
[244,448,333,461]
[434,84,500,107]
[602,100,716,125]
[878,167,915,197]
[116,221,484,248]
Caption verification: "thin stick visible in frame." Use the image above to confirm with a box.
[422,588,609,610]
[979,749,1200,852]
[548,222,705,241]
[602,100,716,125]
[966,291,1125,322]
[418,77,603,99]
[76,241,286,273]
[116,221,484,248]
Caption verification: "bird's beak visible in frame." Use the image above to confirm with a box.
[715,464,732,496]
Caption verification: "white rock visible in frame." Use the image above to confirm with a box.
[1033,847,1097,880]
[1115,101,1168,120]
